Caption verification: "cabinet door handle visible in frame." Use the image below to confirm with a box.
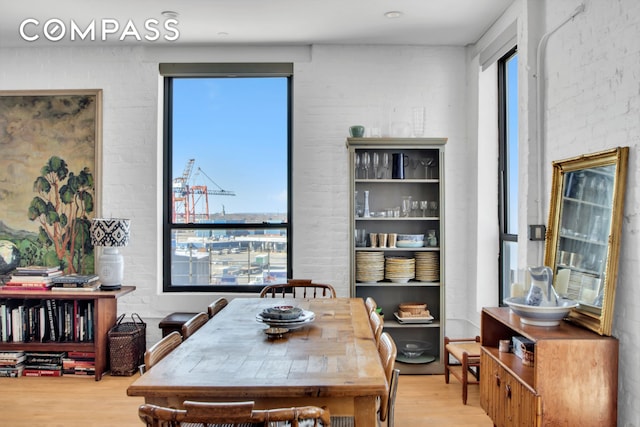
[505,384,512,399]
[495,374,501,387]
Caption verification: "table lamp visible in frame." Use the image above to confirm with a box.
[90,218,130,290]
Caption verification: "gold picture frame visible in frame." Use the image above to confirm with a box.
[544,147,629,336]
[0,89,102,275]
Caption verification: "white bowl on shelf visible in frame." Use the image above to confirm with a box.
[504,296,579,326]
[396,241,424,248]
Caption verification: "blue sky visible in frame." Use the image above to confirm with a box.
[172,77,288,215]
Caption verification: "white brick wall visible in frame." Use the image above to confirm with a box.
[2,2,639,421]
[0,43,473,347]
[542,1,640,425]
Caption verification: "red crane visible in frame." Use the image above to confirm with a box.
[172,159,236,223]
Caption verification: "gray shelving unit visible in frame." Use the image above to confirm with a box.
[347,137,447,374]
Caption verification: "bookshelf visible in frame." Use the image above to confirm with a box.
[0,286,135,380]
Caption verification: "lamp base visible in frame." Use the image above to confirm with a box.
[97,247,124,289]
[100,284,122,291]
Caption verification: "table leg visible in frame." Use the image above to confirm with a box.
[353,395,377,426]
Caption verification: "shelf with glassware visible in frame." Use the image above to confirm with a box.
[347,137,446,374]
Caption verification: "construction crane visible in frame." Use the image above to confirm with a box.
[172,159,236,223]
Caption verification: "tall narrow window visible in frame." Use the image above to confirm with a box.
[498,49,518,301]
[161,63,292,292]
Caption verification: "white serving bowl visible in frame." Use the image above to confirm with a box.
[504,296,579,326]
[397,234,424,242]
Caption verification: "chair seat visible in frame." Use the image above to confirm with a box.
[159,312,198,337]
[445,341,481,361]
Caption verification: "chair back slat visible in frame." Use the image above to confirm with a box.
[142,331,182,374]
[138,400,331,426]
[207,297,229,318]
[260,280,336,299]
[181,312,209,340]
[378,332,397,422]
[365,297,377,315]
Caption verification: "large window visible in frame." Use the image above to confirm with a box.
[162,63,292,292]
[498,49,518,301]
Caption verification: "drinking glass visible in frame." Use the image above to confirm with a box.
[382,153,390,179]
[412,106,425,137]
[429,201,438,216]
[362,152,371,179]
[421,157,435,179]
[355,153,361,179]
[411,200,419,217]
[373,152,380,179]
[401,196,412,218]
[420,200,428,217]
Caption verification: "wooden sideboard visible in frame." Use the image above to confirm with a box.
[0,286,135,380]
[480,307,617,426]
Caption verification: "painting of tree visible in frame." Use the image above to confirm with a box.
[0,90,102,274]
[28,156,95,274]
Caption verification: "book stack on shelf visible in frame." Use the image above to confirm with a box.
[51,274,100,292]
[23,351,64,377]
[0,350,25,377]
[62,350,96,377]
[2,266,62,291]
[0,299,94,343]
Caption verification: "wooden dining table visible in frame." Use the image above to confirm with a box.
[127,297,387,426]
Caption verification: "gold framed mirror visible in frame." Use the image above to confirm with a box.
[544,147,629,335]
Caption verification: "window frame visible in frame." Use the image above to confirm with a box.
[497,47,518,303]
[161,64,293,293]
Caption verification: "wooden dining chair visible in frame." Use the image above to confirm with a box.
[181,312,209,340]
[259,280,337,298]
[207,297,228,318]
[138,400,331,427]
[365,296,378,315]
[138,331,182,374]
[331,332,398,427]
[369,310,383,348]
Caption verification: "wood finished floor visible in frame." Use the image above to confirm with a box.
[0,373,493,426]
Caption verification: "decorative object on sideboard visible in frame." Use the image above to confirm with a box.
[90,218,130,290]
[349,125,365,138]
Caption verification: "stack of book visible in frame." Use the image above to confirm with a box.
[51,274,100,292]
[0,351,25,377]
[2,266,62,291]
[62,351,96,377]
[23,351,64,377]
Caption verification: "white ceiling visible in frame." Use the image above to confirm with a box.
[1,0,514,47]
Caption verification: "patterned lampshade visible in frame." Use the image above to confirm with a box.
[90,218,131,247]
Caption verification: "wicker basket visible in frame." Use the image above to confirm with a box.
[398,302,427,315]
[108,313,146,376]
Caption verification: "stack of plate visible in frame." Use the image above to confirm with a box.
[356,251,385,283]
[415,252,440,282]
[385,257,415,283]
[256,306,316,330]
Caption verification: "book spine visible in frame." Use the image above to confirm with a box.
[23,369,62,377]
[45,299,56,342]
[67,351,96,359]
